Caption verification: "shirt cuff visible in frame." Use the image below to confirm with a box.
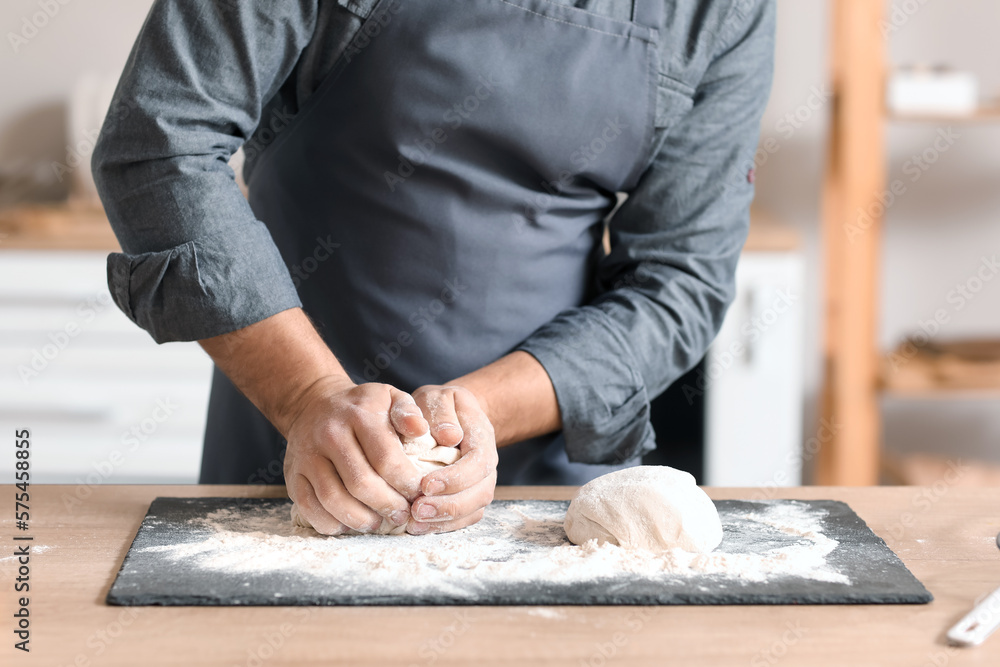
[516,309,657,465]
[106,222,302,343]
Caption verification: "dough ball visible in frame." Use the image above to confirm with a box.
[290,431,461,535]
[401,431,461,473]
[563,465,722,554]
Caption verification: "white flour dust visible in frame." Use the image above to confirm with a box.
[137,499,849,593]
[0,545,51,563]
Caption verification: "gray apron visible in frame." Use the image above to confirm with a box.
[200,0,662,485]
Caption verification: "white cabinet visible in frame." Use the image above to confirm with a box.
[704,251,805,487]
[0,251,212,483]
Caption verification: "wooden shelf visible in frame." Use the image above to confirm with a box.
[882,452,1000,486]
[0,202,120,251]
[882,386,1000,399]
[886,104,1000,124]
[880,337,1000,396]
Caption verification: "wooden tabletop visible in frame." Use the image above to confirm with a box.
[2,485,998,666]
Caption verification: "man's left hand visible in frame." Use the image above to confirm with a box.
[389,385,498,534]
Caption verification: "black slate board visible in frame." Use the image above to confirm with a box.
[107,497,932,606]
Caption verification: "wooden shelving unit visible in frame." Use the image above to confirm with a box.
[887,103,1000,124]
[882,451,1000,486]
[819,1,1000,484]
[881,338,1000,396]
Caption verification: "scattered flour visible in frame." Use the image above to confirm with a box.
[0,545,51,563]
[136,499,849,595]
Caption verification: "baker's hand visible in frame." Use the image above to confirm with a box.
[393,385,498,534]
[283,376,431,536]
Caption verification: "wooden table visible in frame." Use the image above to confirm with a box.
[2,485,998,666]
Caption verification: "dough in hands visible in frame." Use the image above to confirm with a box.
[563,465,723,554]
[399,430,461,471]
[290,431,461,535]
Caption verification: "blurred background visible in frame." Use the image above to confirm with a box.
[0,0,998,487]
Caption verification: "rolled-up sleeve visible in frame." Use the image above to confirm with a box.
[517,0,776,464]
[92,0,319,343]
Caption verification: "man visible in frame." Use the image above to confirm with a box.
[92,0,774,536]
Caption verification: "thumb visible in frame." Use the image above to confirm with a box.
[388,388,430,440]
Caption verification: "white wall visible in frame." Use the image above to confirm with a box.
[1,0,998,466]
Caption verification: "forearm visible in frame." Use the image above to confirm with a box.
[449,350,561,447]
[198,307,353,435]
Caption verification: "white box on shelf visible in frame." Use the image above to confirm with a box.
[887,68,978,116]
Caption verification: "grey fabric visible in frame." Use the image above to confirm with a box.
[93,0,776,480]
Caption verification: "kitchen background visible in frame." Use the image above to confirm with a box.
[1,0,998,485]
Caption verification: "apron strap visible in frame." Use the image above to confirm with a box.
[631,0,663,31]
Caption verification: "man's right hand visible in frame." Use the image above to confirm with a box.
[281,376,433,535]
[199,308,438,535]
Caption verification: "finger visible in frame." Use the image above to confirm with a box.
[335,412,423,506]
[420,391,497,497]
[408,507,486,535]
[415,387,464,447]
[412,469,496,523]
[308,457,392,532]
[288,472,351,536]
[388,388,430,440]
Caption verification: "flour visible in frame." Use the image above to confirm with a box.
[0,545,51,563]
[137,499,849,596]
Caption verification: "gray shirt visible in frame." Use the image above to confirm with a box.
[92,0,775,467]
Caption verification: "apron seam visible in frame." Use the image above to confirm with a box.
[533,0,646,28]
[623,39,659,190]
[496,0,651,42]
